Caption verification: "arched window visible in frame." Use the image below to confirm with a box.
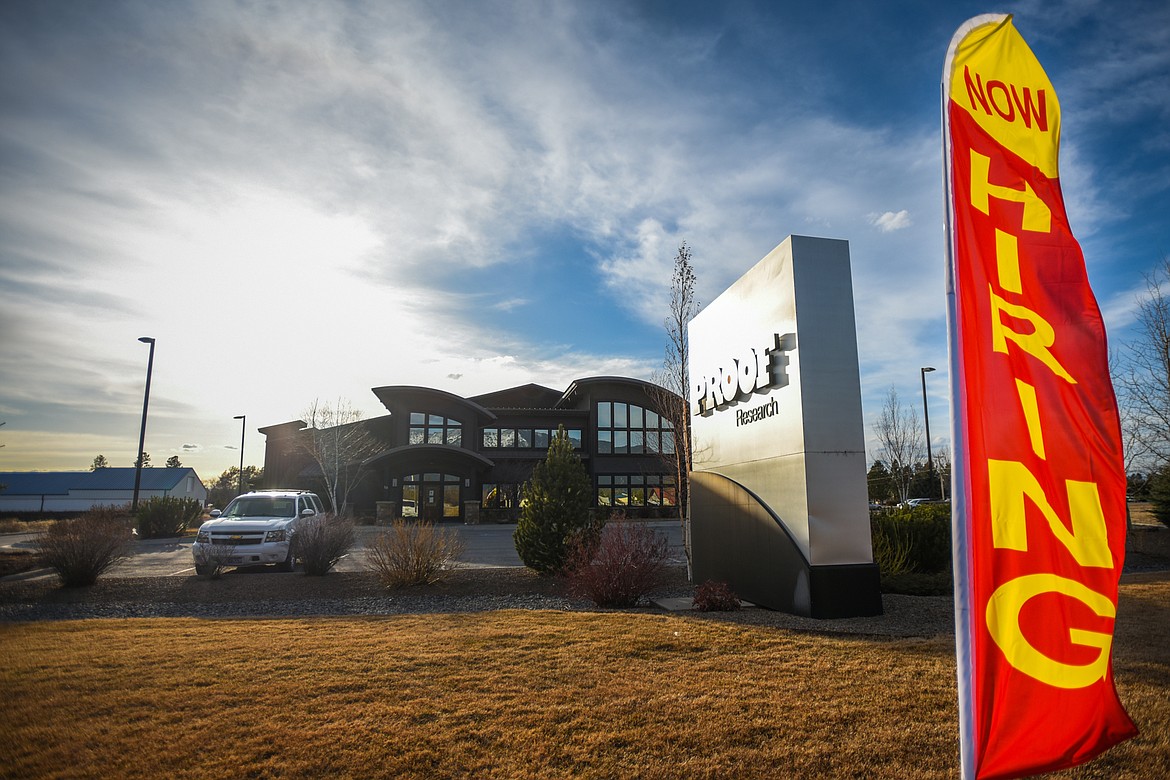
[408,412,462,447]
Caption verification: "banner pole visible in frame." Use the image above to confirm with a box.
[942,77,975,780]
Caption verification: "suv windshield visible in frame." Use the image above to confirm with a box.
[222,496,295,518]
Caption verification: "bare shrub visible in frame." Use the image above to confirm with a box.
[34,507,134,587]
[296,513,356,576]
[193,541,237,579]
[692,580,741,612]
[565,522,671,607]
[365,521,465,588]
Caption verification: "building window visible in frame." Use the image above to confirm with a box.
[482,483,520,510]
[595,401,673,455]
[597,474,676,508]
[482,427,583,450]
[409,412,462,448]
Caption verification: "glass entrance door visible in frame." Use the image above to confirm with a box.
[402,473,462,521]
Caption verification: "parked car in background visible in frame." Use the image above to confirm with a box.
[192,490,323,575]
[897,498,951,509]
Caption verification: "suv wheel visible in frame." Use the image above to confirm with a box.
[276,542,297,573]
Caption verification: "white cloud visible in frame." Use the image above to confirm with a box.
[868,210,913,233]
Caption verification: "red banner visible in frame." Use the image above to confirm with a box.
[943,15,1137,779]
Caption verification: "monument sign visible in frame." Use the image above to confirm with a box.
[688,234,882,617]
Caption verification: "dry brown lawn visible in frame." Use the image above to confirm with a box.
[2,574,1168,779]
[1128,501,1159,526]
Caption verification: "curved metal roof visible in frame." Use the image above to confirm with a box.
[371,385,497,422]
[557,376,678,407]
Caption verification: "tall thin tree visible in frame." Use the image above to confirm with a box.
[298,398,380,515]
[651,241,700,574]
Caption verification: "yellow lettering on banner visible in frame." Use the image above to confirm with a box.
[989,288,1076,383]
[988,459,1113,568]
[995,229,1023,293]
[1014,380,1046,459]
[970,150,1051,233]
[986,573,1114,689]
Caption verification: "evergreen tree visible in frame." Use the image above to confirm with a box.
[165,455,182,468]
[1150,465,1170,529]
[91,454,109,470]
[514,425,601,575]
[866,460,895,505]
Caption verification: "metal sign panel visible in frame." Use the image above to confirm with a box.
[689,235,875,609]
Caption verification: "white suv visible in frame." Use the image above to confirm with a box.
[192,490,324,575]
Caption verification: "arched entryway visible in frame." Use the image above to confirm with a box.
[362,444,494,522]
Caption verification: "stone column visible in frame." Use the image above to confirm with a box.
[463,500,481,525]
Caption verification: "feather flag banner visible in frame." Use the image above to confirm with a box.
[942,14,1138,780]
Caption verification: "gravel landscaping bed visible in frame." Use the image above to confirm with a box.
[0,564,959,637]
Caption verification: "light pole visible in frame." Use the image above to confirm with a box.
[920,366,936,499]
[132,337,156,512]
[233,415,246,495]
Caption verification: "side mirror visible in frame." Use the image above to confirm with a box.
[300,508,316,517]
[210,509,221,518]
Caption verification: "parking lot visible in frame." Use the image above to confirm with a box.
[1,520,687,579]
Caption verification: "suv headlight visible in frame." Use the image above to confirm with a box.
[196,530,210,544]
[265,529,287,543]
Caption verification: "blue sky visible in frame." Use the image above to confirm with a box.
[1,0,1167,479]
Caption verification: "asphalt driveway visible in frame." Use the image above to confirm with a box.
[1,520,686,579]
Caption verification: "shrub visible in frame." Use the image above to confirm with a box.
[193,540,238,579]
[136,496,203,538]
[692,580,741,612]
[34,507,134,587]
[365,520,466,588]
[871,504,952,574]
[514,425,601,575]
[296,513,356,576]
[565,521,671,607]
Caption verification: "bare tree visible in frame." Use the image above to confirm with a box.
[298,398,381,516]
[650,241,700,575]
[1115,255,1170,472]
[871,386,925,504]
[932,444,952,499]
